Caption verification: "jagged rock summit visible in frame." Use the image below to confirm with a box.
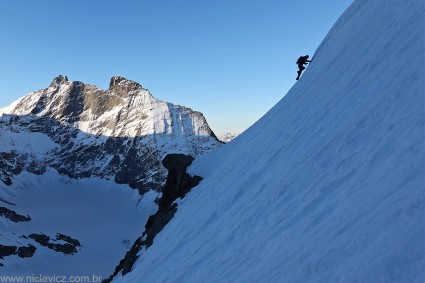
[109,75,144,93]
[7,75,216,139]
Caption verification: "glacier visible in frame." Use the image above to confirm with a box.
[0,169,158,277]
[114,0,425,282]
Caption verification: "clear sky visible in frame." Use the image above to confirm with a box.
[0,0,353,137]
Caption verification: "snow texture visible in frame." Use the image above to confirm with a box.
[115,0,425,282]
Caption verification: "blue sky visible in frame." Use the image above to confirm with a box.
[0,0,353,136]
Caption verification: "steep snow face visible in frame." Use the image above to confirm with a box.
[115,0,425,282]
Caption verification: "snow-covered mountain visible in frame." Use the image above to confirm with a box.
[219,132,238,143]
[112,0,425,282]
[0,76,221,276]
[0,75,220,191]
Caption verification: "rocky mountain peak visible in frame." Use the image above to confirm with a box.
[109,75,144,94]
[49,75,69,88]
[0,75,222,188]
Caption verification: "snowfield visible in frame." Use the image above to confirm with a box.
[114,0,425,282]
[0,169,159,278]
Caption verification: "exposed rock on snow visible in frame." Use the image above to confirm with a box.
[0,243,36,262]
[107,154,202,282]
[28,233,80,255]
[0,207,31,223]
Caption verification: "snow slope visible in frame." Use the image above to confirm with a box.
[115,0,425,282]
[0,169,158,278]
[0,97,24,116]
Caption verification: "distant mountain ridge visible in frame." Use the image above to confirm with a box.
[219,132,238,143]
[0,75,221,192]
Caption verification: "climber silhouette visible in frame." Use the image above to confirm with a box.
[296,55,311,80]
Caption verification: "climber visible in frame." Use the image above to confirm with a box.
[296,55,311,80]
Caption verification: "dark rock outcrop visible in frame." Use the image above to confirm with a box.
[0,244,36,260]
[17,245,36,258]
[0,207,31,223]
[0,232,79,265]
[109,75,144,97]
[28,233,81,255]
[105,154,202,282]
[0,151,26,185]
[0,245,17,259]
